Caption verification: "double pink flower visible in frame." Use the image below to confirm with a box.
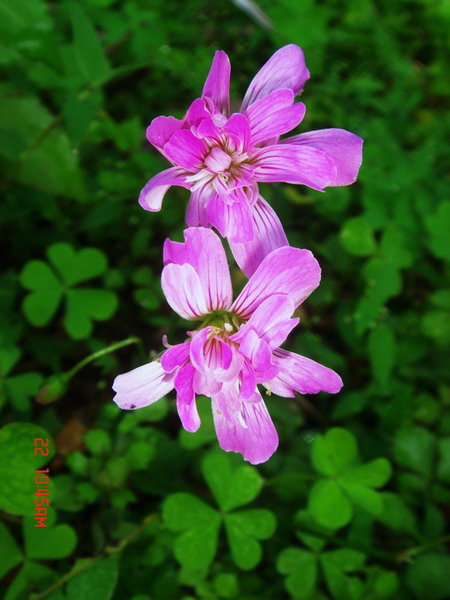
[114,45,361,463]
[113,229,342,464]
[139,44,363,276]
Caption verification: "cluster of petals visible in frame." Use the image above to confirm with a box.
[139,44,363,276]
[113,228,342,464]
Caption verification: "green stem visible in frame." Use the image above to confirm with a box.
[401,534,450,559]
[65,336,142,381]
[30,514,159,600]
[297,525,398,563]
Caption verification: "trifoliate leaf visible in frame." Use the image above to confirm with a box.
[277,547,317,599]
[311,428,358,477]
[308,479,353,529]
[202,452,263,512]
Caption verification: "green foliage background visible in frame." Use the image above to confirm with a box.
[1,0,449,598]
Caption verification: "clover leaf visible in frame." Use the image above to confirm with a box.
[308,428,392,529]
[277,544,366,600]
[163,452,276,571]
[0,342,43,412]
[1,509,77,599]
[0,422,54,516]
[0,522,23,581]
[23,508,77,560]
[20,242,118,339]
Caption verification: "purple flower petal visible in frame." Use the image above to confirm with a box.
[271,348,344,395]
[163,228,233,311]
[161,263,209,320]
[174,363,200,432]
[283,128,363,186]
[186,98,212,129]
[244,89,306,145]
[212,391,278,464]
[202,50,231,116]
[164,130,208,171]
[207,192,230,237]
[253,144,337,191]
[223,113,252,152]
[138,167,190,212]
[229,196,289,278]
[231,246,321,319]
[112,361,175,410]
[161,342,190,373]
[232,294,298,350]
[189,326,213,374]
[241,44,310,111]
[186,185,212,228]
[227,199,254,243]
[239,359,257,400]
[146,116,183,150]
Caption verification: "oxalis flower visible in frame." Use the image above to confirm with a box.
[113,228,342,464]
[139,44,363,276]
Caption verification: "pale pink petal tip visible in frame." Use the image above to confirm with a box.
[112,362,175,410]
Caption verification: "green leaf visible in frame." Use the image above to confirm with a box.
[0,97,85,199]
[212,573,239,599]
[226,509,276,540]
[24,513,77,560]
[174,522,221,570]
[5,372,44,411]
[425,201,450,261]
[224,513,263,570]
[0,345,21,377]
[340,482,384,516]
[437,438,450,483]
[342,458,392,488]
[322,548,366,571]
[0,0,49,40]
[371,570,399,598]
[376,493,418,535]
[368,324,397,388]
[84,429,111,455]
[5,561,57,600]
[202,452,263,512]
[320,549,365,599]
[407,553,450,600]
[64,289,118,339]
[295,510,332,552]
[20,260,63,326]
[421,310,450,345]
[277,548,317,599]
[126,440,155,470]
[163,493,221,569]
[311,428,358,477]
[47,243,108,286]
[66,557,119,600]
[163,493,219,532]
[340,216,376,256]
[308,480,353,529]
[71,3,111,83]
[393,426,435,476]
[363,257,402,304]
[0,521,23,580]
[0,423,53,516]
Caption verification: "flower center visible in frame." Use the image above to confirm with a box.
[201,310,242,335]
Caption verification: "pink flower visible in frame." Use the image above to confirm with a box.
[139,44,363,276]
[113,228,342,464]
